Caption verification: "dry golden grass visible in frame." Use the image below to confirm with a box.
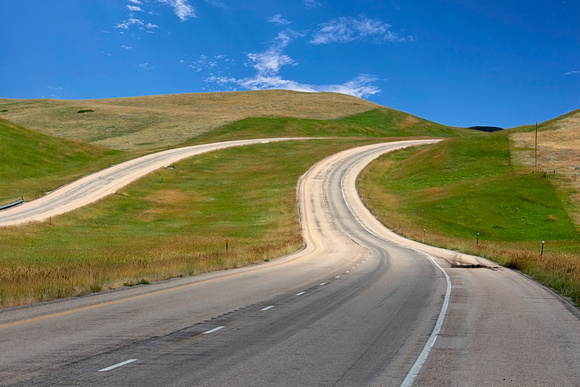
[0,90,382,151]
[511,109,580,226]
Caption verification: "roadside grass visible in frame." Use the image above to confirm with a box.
[0,139,382,307]
[0,118,131,204]
[359,131,580,304]
[190,109,480,144]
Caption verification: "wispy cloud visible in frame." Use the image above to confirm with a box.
[310,14,412,45]
[157,0,196,21]
[235,74,380,98]
[189,55,218,72]
[565,70,580,75]
[116,17,144,29]
[120,45,133,50]
[304,0,321,9]
[128,0,142,4]
[205,31,381,98]
[246,31,300,76]
[139,63,151,70]
[127,5,143,12]
[269,14,291,25]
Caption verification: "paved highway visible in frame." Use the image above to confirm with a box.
[1,140,579,386]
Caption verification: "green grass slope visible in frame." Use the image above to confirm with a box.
[0,118,129,203]
[359,129,580,303]
[192,109,479,143]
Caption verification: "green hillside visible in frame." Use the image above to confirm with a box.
[0,118,128,203]
[359,126,580,303]
[192,109,479,143]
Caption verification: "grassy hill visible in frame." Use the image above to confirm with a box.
[0,90,383,151]
[510,109,580,226]
[359,110,580,304]
[0,118,129,204]
[193,109,478,143]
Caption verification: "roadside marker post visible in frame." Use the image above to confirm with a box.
[540,241,545,257]
[226,239,228,252]
[477,232,479,246]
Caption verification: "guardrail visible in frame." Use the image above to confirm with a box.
[0,197,24,211]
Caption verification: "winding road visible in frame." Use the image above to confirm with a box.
[1,140,579,386]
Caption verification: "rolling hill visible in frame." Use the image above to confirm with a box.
[0,90,383,151]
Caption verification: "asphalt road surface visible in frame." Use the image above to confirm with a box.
[1,140,579,386]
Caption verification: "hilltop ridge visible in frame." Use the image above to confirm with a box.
[0,90,382,151]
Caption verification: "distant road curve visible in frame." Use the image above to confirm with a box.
[0,138,310,226]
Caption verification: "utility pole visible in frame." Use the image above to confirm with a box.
[535,121,538,168]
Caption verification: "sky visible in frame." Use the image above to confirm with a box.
[0,0,578,128]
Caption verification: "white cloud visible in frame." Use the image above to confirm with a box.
[140,63,151,70]
[127,5,143,11]
[128,0,142,4]
[565,70,580,75]
[245,31,300,76]
[120,45,133,50]
[157,0,196,21]
[304,0,321,9]
[205,31,381,99]
[116,17,144,29]
[235,74,380,98]
[269,14,291,25]
[146,23,159,29]
[310,14,411,45]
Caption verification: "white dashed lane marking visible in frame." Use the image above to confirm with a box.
[99,359,138,372]
[203,326,224,335]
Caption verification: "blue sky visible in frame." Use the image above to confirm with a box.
[1,0,578,128]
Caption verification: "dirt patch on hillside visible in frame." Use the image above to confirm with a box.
[0,90,381,151]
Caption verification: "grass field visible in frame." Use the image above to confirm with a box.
[0,90,382,151]
[0,118,131,204]
[359,129,580,303]
[0,139,383,307]
[510,109,580,226]
[191,109,478,144]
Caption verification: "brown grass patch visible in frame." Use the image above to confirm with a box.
[510,110,580,228]
[401,115,420,127]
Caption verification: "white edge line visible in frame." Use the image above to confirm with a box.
[261,305,275,311]
[99,359,138,372]
[203,326,224,334]
[400,250,451,387]
[337,142,451,387]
